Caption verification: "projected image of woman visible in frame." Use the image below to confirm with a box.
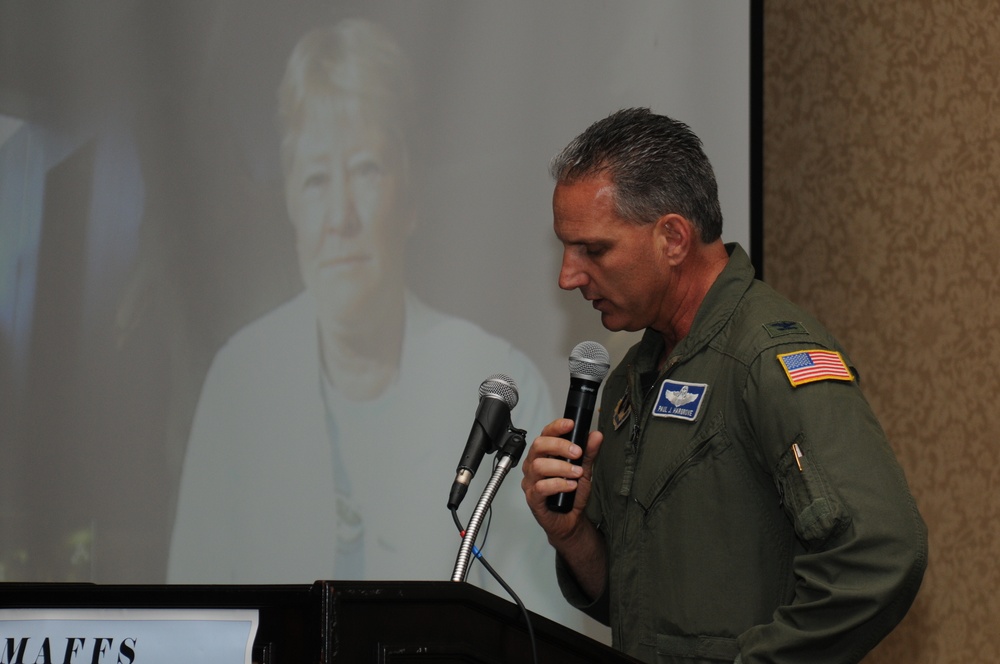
[280,23,414,404]
[166,18,568,623]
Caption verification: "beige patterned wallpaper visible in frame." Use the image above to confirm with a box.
[763,1,1000,661]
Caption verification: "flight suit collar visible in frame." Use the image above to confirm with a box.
[632,243,755,378]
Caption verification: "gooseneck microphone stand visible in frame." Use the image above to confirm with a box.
[451,428,526,583]
[449,426,537,664]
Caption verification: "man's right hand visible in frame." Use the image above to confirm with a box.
[520,418,607,600]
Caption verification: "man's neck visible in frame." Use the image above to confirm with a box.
[655,241,729,366]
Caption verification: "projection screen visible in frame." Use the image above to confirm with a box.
[0,0,756,640]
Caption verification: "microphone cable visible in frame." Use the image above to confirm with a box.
[450,464,539,664]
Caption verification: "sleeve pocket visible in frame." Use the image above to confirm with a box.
[655,633,740,663]
[774,435,852,545]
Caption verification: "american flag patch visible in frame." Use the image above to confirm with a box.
[777,349,853,387]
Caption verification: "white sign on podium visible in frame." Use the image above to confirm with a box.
[0,608,259,664]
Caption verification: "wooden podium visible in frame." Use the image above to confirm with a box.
[0,580,640,663]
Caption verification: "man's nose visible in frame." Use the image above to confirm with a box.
[558,252,588,291]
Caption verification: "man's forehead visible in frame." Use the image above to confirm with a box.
[553,208,634,246]
[553,176,630,235]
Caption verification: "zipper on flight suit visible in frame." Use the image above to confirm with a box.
[611,361,662,641]
[620,366,659,493]
[621,359,673,514]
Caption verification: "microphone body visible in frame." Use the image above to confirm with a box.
[547,342,610,513]
[448,374,518,510]
[456,395,512,477]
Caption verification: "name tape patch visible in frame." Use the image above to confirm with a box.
[652,380,708,422]
[777,349,853,387]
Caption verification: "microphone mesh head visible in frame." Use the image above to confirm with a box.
[569,341,611,382]
[479,373,519,409]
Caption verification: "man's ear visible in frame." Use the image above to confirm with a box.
[654,213,695,266]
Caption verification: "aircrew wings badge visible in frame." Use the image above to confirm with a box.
[777,349,853,387]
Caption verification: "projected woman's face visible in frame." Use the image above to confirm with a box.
[284,94,409,323]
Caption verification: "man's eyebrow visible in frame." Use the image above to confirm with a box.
[568,234,613,245]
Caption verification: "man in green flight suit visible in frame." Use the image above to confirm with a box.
[521,108,927,664]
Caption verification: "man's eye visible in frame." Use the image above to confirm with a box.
[585,245,606,257]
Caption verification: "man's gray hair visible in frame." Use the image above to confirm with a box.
[549,108,723,242]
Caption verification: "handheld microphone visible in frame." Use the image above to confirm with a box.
[546,341,611,513]
[448,373,519,510]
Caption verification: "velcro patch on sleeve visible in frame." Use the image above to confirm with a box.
[763,320,808,338]
[777,349,853,387]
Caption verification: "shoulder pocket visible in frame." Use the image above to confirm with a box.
[774,435,851,544]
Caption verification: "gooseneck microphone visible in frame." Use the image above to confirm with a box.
[546,341,611,513]
[448,374,519,510]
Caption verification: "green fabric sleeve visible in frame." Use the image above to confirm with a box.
[736,348,928,663]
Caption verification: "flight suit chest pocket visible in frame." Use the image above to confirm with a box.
[774,434,851,545]
[634,414,729,512]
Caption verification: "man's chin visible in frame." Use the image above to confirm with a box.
[599,313,644,334]
[599,312,627,332]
